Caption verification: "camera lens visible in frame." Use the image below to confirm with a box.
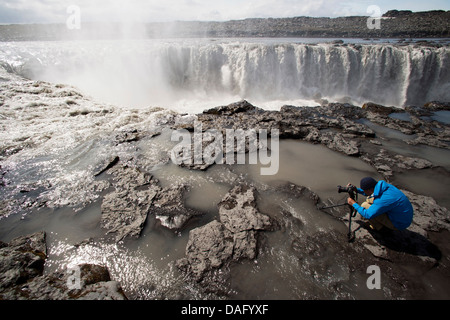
[337,186,353,193]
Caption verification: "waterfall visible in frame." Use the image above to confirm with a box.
[1,40,449,111]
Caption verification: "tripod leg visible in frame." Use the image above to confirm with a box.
[347,206,356,243]
[320,203,349,210]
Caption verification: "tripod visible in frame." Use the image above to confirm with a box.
[320,186,358,242]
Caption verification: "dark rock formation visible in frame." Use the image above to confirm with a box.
[177,185,274,280]
[0,232,46,292]
[219,185,273,233]
[153,183,203,229]
[101,161,203,241]
[1,10,448,41]
[101,164,160,242]
[172,101,373,160]
[362,102,402,115]
[94,155,120,177]
[423,101,450,111]
[177,220,234,280]
[0,232,126,300]
[18,264,126,300]
[181,100,449,181]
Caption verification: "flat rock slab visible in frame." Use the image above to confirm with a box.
[101,164,159,242]
[101,163,203,241]
[219,185,272,233]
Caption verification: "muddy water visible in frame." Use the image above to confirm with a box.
[234,139,382,200]
[359,118,450,171]
[0,132,448,299]
[392,168,450,209]
[359,118,450,209]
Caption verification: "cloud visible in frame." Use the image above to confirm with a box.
[0,0,373,24]
[0,0,448,24]
[0,0,68,23]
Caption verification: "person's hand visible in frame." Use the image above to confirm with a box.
[347,197,356,206]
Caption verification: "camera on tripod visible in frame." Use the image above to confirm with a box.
[337,185,356,195]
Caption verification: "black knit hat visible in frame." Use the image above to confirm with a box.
[360,177,377,191]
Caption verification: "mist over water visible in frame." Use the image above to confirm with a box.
[1,39,449,113]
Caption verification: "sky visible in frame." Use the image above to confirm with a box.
[0,0,449,24]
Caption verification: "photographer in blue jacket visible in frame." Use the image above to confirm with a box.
[347,177,414,231]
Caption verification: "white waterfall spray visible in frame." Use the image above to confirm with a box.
[1,39,448,112]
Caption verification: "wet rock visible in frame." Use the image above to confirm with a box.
[101,188,157,242]
[101,161,203,238]
[0,165,6,186]
[177,185,274,280]
[11,263,126,300]
[114,129,160,145]
[403,190,450,233]
[367,113,418,135]
[93,155,120,177]
[406,132,450,149]
[423,101,450,111]
[361,148,434,178]
[364,101,450,150]
[0,232,46,292]
[203,100,257,116]
[101,164,160,242]
[171,131,217,171]
[291,230,356,294]
[195,101,371,158]
[394,155,433,170]
[153,183,202,229]
[320,131,360,156]
[275,183,321,205]
[319,103,366,120]
[0,232,126,300]
[195,99,450,168]
[341,120,376,137]
[114,129,141,144]
[219,185,272,233]
[362,102,401,115]
[177,220,234,280]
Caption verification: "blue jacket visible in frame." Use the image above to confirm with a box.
[352,180,413,230]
